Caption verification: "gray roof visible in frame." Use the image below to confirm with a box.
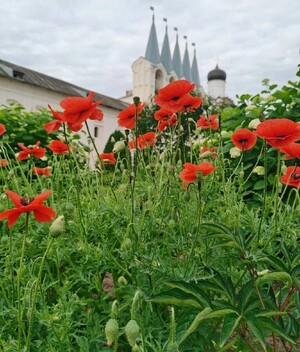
[160,25,173,73]
[145,15,160,65]
[182,43,192,81]
[0,59,128,111]
[207,64,226,81]
[172,34,183,78]
[191,49,201,87]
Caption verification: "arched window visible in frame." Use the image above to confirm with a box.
[155,69,164,94]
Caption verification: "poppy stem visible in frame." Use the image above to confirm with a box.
[17,213,30,351]
[84,121,102,169]
[26,236,54,351]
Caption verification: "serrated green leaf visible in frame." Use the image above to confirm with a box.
[256,272,292,286]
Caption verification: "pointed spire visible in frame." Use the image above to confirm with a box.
[145,7,160,65]
[160,18,173,73]
[172,27,183,78]
[191,43,201,87]
[182,36,192,81]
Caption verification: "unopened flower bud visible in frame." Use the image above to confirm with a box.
[167,341,179,352]
[113,140,125,153]
[117,276,128,285]
[105,318,119,346]
[125,319,140,347]
[253,166,265,176]
[121,237,132,252]
[183,191,190,202]
[248,118,261,130]
[257,269,269,276]
[229,147,241,159]
[245,104,256,112]
[49,215,65,238]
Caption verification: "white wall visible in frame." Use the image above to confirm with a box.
[0,77,124,167]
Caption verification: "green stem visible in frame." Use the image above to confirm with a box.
[84,121,102,168]
[26,237,54,351]
[17,213,30,352]
[256,140,268,247]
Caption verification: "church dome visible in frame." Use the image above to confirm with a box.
[207,65,226,81]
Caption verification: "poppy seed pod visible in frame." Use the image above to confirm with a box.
[49,215,65,238]
[166,341,179,352]
[125,319,140,347]
[105,318,119,346]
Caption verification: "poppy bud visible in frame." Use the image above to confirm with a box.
[133,96,140,107]
[125,319,140,347]
[49,215,65,238]
[257,269,269,276]
[166,342,179,352]
[105,318,119,346]
[183,191,190,202]
[113,140,125,153]
[121,237,132,252]
[117,276,128,285]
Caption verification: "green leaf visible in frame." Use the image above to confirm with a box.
[256,272,292,286]
[179,307,212,345]
[259,255,288,272]
[220,314,242,347]
[257,316,296,345]
[165,281,212,308]
[246,316,267,351]
[201,223,235,237]
[253,180,266,190]
[148,288,202,308]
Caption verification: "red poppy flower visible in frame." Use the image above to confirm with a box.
[99,153,116,165]
[0,159,8,167]
[44,105,65,133]
[154,109,178,132]
[154,80,195,112]
[279,143,300,159]
[32,166,51,177]
[17,141,46,161]
[0,123,6,136]
[0,190,56,228]
[179,162,215,183]
[181,94,202,112]
[60,92,103,131]
[200,146,217,159]
[196,115,219,130]
[140,132,156,147]
[117,102,144,130]
[231,128,257,151]
[280,166,300,188]
[49,140,69,154]
[256,118,300,148]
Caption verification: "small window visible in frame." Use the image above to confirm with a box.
[94,126,98,138]
[13,70,24,80]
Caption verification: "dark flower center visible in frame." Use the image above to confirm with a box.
[171,96,180,101]
[292,173,300,180]
[20,197,35,206]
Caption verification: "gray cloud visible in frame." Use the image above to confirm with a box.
[0,0,299,102]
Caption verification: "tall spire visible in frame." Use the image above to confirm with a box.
[172,27,183,78]
[145,7,160,65]
[160,18,173,73]
[191,43,201,87]
[182,36,192,81]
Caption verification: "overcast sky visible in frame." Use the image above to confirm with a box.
[0,0,299,101]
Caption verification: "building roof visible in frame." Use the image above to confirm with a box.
[0,59,128,111]
[160,24,173,73]
[207,64,226,81]
[182,41,192,82]
[172,32,183,78]
[145,14,160,65]
[191,47,201,87]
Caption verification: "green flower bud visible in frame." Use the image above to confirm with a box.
[121,237,132,252]
[166,341,179,352]
[105,318,119,346]
[49,215,65,238]
[125,319,140,347]
[183,191,190,202]
[117,276,128,285]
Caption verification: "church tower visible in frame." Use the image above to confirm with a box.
[120,7,219,104]
[207,64,227,99]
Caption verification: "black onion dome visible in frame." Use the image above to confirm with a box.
[207,65,226,81]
